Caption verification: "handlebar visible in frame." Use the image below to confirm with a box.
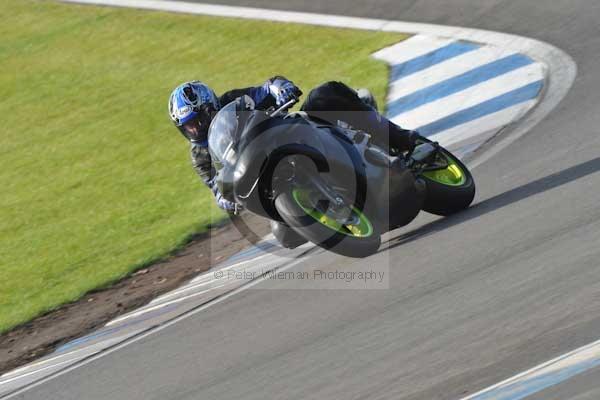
[269,98,299,118]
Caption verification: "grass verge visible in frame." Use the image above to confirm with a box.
[0,0,406,333]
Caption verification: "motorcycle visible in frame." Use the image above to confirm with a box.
[208,95,475,258]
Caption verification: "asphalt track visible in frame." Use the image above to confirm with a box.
[16,1,600,399]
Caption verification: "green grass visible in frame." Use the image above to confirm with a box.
[0,0,406,333]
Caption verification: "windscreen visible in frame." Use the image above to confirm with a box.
[208,101,238,168]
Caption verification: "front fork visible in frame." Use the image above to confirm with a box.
[304,174,346,208]
[278,156,345,207]
[289,159,359,224]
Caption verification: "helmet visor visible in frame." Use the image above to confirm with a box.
[181,115,207,141]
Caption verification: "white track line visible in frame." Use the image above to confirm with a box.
[111,252,300,325]
[151,257,279,305]
[188,253,271,284]
[0,334,134,384]
[62,0,390,29]
[106,285,226,327]
[0,359,82,386]
[148,279,228,305]
[0,348,90,379]
[458,338,600,400]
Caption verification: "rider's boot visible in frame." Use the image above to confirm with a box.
[409,141,439,163]
[374,123,421,156]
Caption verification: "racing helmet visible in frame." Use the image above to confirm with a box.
[168,81,220,143]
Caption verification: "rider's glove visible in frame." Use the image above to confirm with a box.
[216,193,237,213]
[208,178,237,212]
[268,77,302,106]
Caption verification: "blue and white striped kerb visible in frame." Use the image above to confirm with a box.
[373,35,546,157]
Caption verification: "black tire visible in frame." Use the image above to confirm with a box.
[270,220,308,249]
[274,191,381,258]
[419,144,475,216]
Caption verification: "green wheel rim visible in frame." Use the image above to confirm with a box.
[422,152,467,186]
[292,189,373,238]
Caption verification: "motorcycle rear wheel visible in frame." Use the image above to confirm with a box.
[419,142,475,216]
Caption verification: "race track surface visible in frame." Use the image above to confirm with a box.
[16,1,600,399]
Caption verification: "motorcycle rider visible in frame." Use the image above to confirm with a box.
[168,76,420,213]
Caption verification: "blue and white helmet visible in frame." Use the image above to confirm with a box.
[168,81,220,143]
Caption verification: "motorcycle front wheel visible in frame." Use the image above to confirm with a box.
[274,187,381,258]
